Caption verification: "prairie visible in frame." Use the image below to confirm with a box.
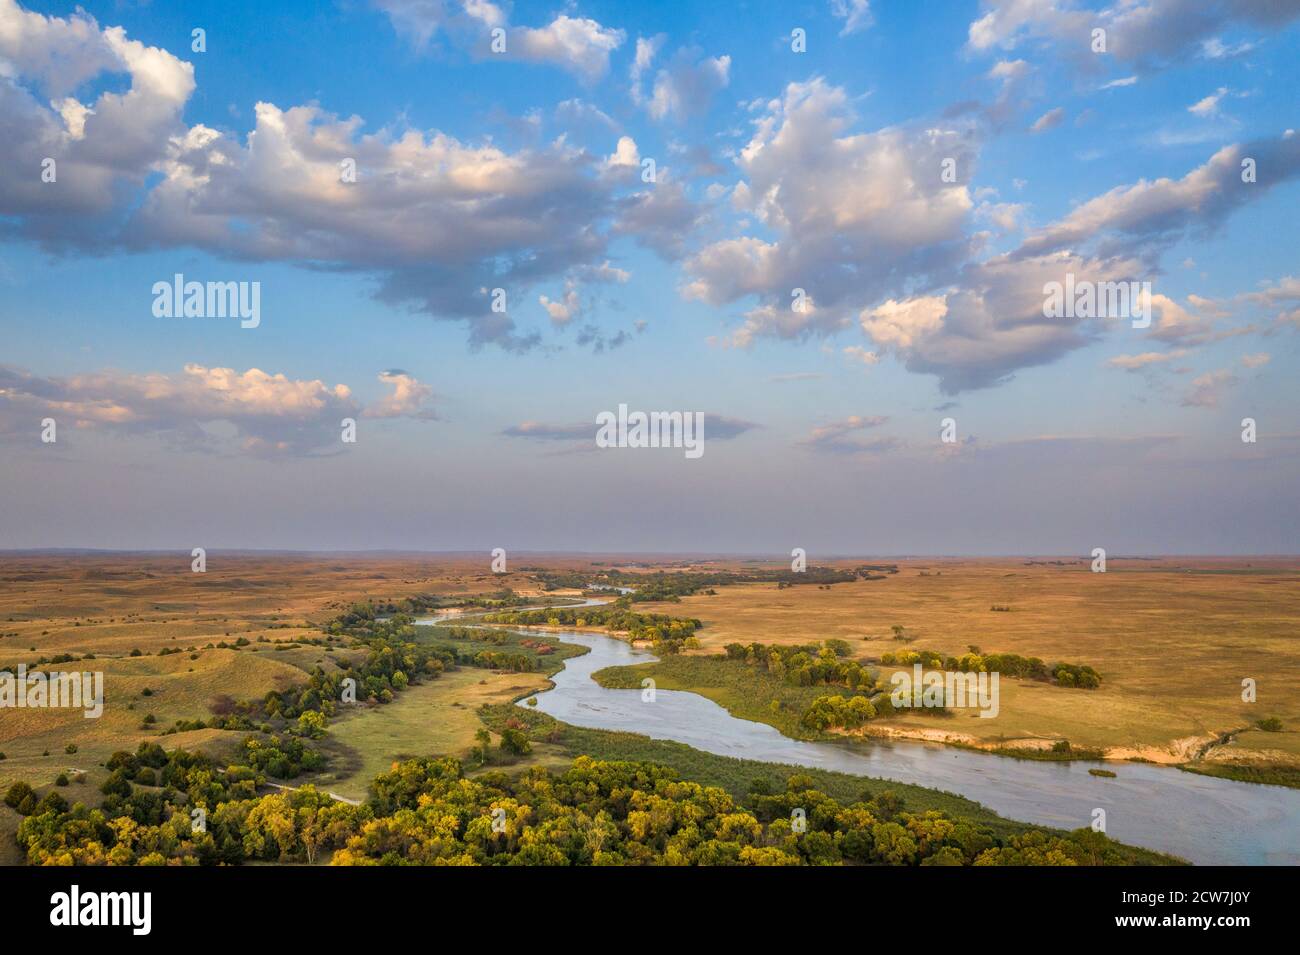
[630,557,1300,772]
[300,667,566,802]
[2,551,1295,810]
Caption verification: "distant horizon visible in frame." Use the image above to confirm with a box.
[3,548,1296,559]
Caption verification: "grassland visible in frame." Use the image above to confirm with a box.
[0,552,536,779]
[594,654,832,739]
[629,557,1300,776]
[297,667,567,801]
[1,549,1294,863]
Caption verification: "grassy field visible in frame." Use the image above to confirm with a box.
[630,557,1300,773]
[296,667,564,801]
[1,550,1293,861]
[0,552,545,783]
[594,655,831,739]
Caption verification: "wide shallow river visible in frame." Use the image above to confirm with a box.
[421,603,1300,865]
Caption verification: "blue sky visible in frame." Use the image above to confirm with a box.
[1,0,1297,553]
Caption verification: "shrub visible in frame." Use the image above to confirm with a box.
[4,781,36,809]
[499,727,532,755]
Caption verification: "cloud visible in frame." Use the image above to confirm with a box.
[538,264,629,332]
[539,281,582,326]
[705,415,763,440]
[510,15,626,83]
[1015,133,1300,261]
[0,362,435,455]
[843,345,881,366]
[500,420,594,441]
[612,178,706,259]
[363,370,439,420]
[1241,352,1270,368]
[690,88,1290,393]
[373,0,446,49]
[1188,87,1229,117]
[831,0,875,36]
[861,296,949,349]
[1244,275,1300,326]
[966,0,1300,75]
[684,78,976,344]
[799,415,897,455]
[576,260,631,284]
[630,34,664,99]
[684,90,1294,394]
[1202,36,1255,58]
[1181,368,1237,407]
[574,324,633,354]
[1245,275,1300,305]
[374,1,624,81]
[556,98,620,133]
[0,3,679,353]
[0,0,194,226]
[980,58,1034,128]
[1030,106,1065,132]
[860,250,1149,393]
[976,200,1026,232]
[632,42,731,121]
[136,104,639,350]
[1107,350,1185,370]
[1146,293,1221,344]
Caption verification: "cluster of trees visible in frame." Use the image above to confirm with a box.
[533,571,607,592]
[534,567,879,603]
[162,715,259,735]
[879,648,1101,689]
[437,625,513,644]
[457,649,537,672]
[335,595,442,625]
[1050,663,1102,689]
[879,648,947,669]
[9,743,1138,866]
[801,694,879,731]
[335,756,1129,866]
[11,742,369,865]
[240,735,325,779]
[722,640,875,690]
[481,607,702,653]
[263,614,455,724]
[452,591,534,610]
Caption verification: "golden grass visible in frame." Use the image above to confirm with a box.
[3,553,1295,788]
[299,667,556,801]
[636,557,1300,766]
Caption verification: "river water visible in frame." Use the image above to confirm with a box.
[419,600,1300,865]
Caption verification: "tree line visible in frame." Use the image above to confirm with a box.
[10,747,1136,865]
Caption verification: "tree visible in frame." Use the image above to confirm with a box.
[296,710,326,738]
[4,781,35,809]
[499,728,532,755]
